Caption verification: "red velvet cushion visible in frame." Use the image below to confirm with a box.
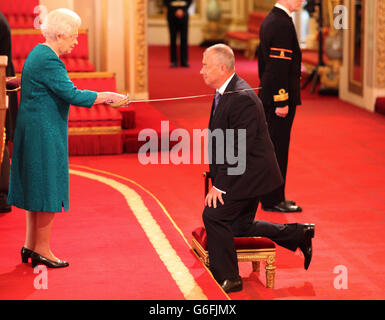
[225,11,266,42]
[6,77,21,90]
[6,14,35,29]
[13,57,95,73]
[192,227,275,250]
[12,33,43,59]
[62,58,95,72]
[68,77,122,127]
[0,0,39,15]
[70,76,116,91]
[11,30,94,71]
[247,11,266,34]
[68,105,122,128]
[61,32,90,60]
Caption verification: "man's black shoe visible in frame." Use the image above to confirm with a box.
[299,224,315,270]
[220,279,243,293]
[263,201,302,213]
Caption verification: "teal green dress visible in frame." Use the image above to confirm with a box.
[8,44,97,212]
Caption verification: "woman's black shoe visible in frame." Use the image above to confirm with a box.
[21,247,34,263]
[31,252,69,268]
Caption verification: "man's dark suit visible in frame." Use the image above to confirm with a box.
[258,6,302,208]
[0,12,18,212]
[202,73,306,283]
[163,0,192,66]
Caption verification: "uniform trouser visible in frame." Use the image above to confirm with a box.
[202,195,305,283]
[167,16,189,65]
[261,104,297,208]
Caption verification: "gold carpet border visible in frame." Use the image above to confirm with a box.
[69,168,207,300]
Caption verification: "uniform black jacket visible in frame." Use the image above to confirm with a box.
[258,6,302,112]
[208,73,283,200]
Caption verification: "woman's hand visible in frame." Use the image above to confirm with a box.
[94,92,126,105]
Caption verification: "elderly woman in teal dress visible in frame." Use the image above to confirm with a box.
[8,8,125,268]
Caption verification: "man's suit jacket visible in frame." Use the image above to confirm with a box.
[208,73,283,200]
[258,6,302,114]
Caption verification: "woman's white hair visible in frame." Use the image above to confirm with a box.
[41,8,81,41]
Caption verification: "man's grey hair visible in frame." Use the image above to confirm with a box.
[204,44,235,71]
[41,8,81,41]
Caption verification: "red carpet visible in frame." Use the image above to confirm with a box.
[145,46,385,299]
[1,46,385,300]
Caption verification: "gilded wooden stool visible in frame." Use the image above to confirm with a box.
[192,227,277,288]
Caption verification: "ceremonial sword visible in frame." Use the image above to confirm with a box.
[107,87,262,107]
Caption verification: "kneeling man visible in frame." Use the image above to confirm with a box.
[200,44,315,293]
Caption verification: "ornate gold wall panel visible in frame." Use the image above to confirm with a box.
[376,0,385,88]
[124,0,148,98]
[134,0,147,93]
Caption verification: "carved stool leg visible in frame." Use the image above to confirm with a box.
[265,255,276,289]
[252,261,260,273]
[204,255,210,268]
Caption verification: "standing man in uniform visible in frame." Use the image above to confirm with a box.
[0,12,18,213]
[258,0,304,213]
[163,0,192,68]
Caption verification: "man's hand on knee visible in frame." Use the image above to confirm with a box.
[205,187,225,208]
